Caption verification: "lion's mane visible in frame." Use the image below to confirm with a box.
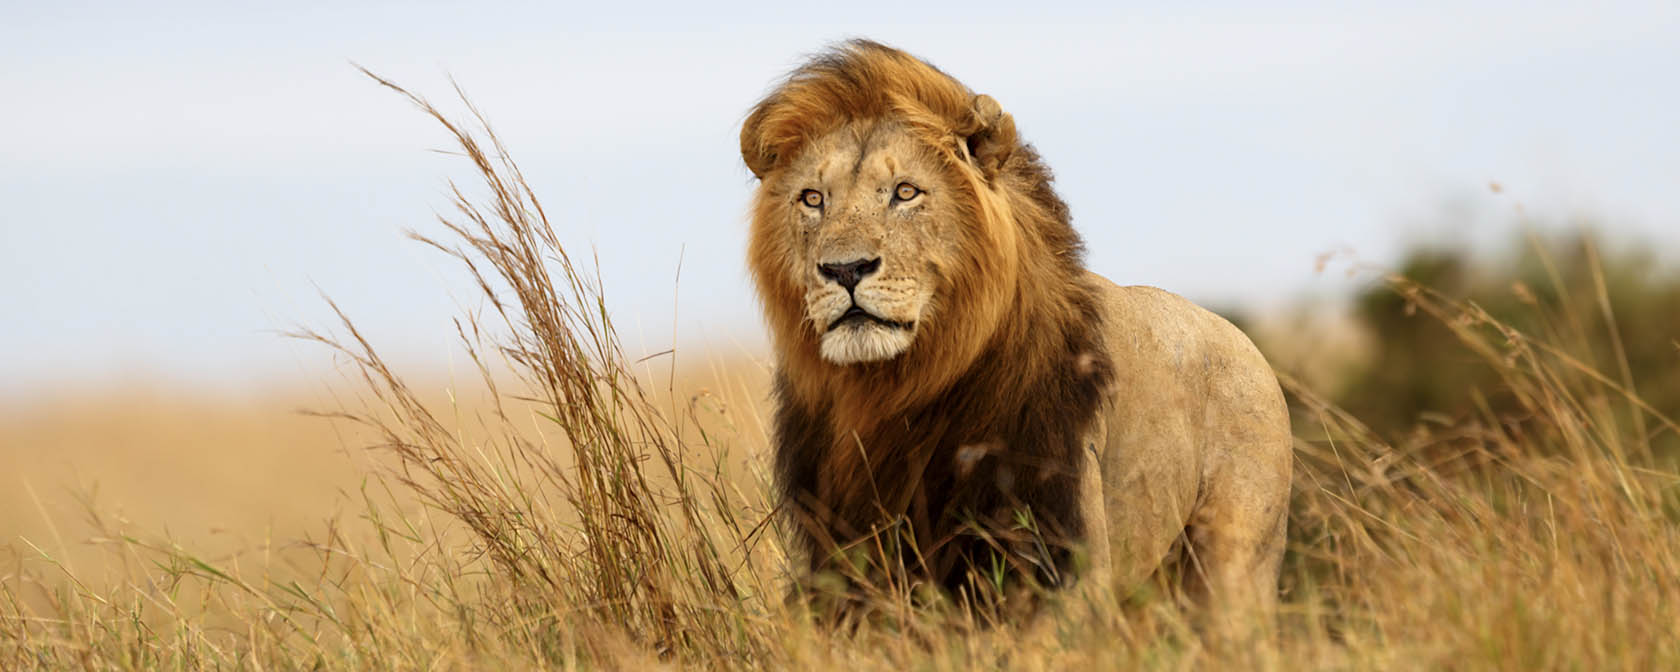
[742,41,1114,589]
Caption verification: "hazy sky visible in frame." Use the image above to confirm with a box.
[4,1,1678,392]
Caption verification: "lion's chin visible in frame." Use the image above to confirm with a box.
[819,322,914,365]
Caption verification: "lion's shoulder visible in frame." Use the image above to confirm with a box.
[1084,274,1278,401]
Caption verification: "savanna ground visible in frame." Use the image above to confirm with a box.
[4,83,1678,670]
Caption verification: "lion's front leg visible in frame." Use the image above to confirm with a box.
[1075,418,1114,590]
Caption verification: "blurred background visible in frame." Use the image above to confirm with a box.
[4,1,1677,566]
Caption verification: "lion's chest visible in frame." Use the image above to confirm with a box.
[787,378,1108,590]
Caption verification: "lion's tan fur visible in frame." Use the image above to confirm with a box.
[742,41,1292,618]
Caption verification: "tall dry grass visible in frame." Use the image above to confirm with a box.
[4,78,1678,670]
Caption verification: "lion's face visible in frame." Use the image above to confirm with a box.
[762,121,984,365]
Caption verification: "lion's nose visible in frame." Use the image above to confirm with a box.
[817,257,881,291]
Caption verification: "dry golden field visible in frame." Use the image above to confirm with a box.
[0,363,772,593]
[4,82,1677,670]
[0,384,371,574]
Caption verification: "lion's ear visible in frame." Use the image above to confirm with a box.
[740,104,777,180]
[962,94,1018,180]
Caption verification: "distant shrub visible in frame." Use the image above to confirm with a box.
[1323,232,1680,457]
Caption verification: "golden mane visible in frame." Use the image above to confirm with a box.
[741,41,1114,593]
[740,41,1011,181]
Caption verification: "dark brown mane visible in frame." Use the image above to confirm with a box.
[744,40,1114,596]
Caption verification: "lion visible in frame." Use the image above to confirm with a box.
[740,41,1292,620]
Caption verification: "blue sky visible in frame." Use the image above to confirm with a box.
[3,1,1677,392]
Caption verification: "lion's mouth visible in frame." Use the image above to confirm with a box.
[827,305,913,332]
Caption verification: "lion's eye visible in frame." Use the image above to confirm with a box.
[894,183,921,202]
[800,189,824,208]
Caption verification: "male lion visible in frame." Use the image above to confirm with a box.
[741,41,1292,619]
